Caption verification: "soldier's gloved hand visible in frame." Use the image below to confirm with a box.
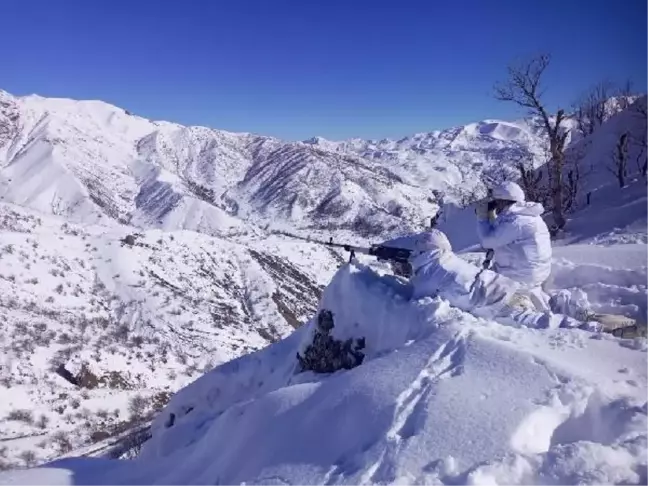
[487,200,498,222]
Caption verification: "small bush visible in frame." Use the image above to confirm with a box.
[18,450,36,467]
[131,335,144,348]
[34,322,47,333]
[113,324,130,342]
[128,394,148,419]
[54,284,64,294]
[36,414,49,429]
[51,431,73,453]
[90,430,111,443]
[6,409,33,424]
[57,333,72,345]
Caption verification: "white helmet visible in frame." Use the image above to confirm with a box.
[491,181,525,203]
[413,229,452,255]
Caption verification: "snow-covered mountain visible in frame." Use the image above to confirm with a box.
[0,201,344,468]
[0,89,564,239]
[0,88,645,479]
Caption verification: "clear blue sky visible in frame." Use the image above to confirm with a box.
[1,0,645,140]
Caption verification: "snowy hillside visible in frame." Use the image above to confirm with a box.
[1,87,579,470]
[3,243,646,484]
[0,202,342,468]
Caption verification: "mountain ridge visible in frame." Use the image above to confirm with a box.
[0,88,552,240]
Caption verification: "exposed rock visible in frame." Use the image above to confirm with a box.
[296,309,365,374]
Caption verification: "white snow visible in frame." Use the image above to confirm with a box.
[0,88,646,483]
[2,256,644,485]
[0,202,335,467]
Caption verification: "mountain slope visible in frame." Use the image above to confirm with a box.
[0,202,339,468]
[4,255,645,485]
[0,89,560,239]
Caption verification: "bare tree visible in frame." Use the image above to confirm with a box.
[573,80,636,137]
[494,54,569,230]
[562,142,594,212]
[608,133,629,188]
[629,98,648,177]
[572,81,615,137]
[512,154,548,206]
[616,79,635,111]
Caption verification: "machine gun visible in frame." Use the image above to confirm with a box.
[275,232,411,264]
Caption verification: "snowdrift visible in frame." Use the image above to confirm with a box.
[4,259,646,485]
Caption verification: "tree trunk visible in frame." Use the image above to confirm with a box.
[616,133,629,188]
[616,167,625,188]
[550,143,565,230]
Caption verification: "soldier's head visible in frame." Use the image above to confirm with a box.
[489,181,525,212]
[414,229,452,255]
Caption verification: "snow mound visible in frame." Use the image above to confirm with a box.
[548,244,647,322]
[7,259,645,485]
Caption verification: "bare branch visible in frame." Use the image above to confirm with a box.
[572,80,639,137]
[494,54,552,126]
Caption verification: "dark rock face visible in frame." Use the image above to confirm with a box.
[296,309,365,374]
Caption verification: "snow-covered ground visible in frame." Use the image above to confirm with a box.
[1,176,645,483]
[0,202,338,468]
[0,88,646,483]
[2,251,645,485]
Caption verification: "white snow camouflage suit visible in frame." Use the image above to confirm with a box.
[380,230,588,330]
[476,200,553,310]
[476,201,552,287]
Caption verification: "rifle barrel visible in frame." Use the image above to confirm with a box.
[273,231,402,260]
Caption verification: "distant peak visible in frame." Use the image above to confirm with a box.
[302,136,329,145]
